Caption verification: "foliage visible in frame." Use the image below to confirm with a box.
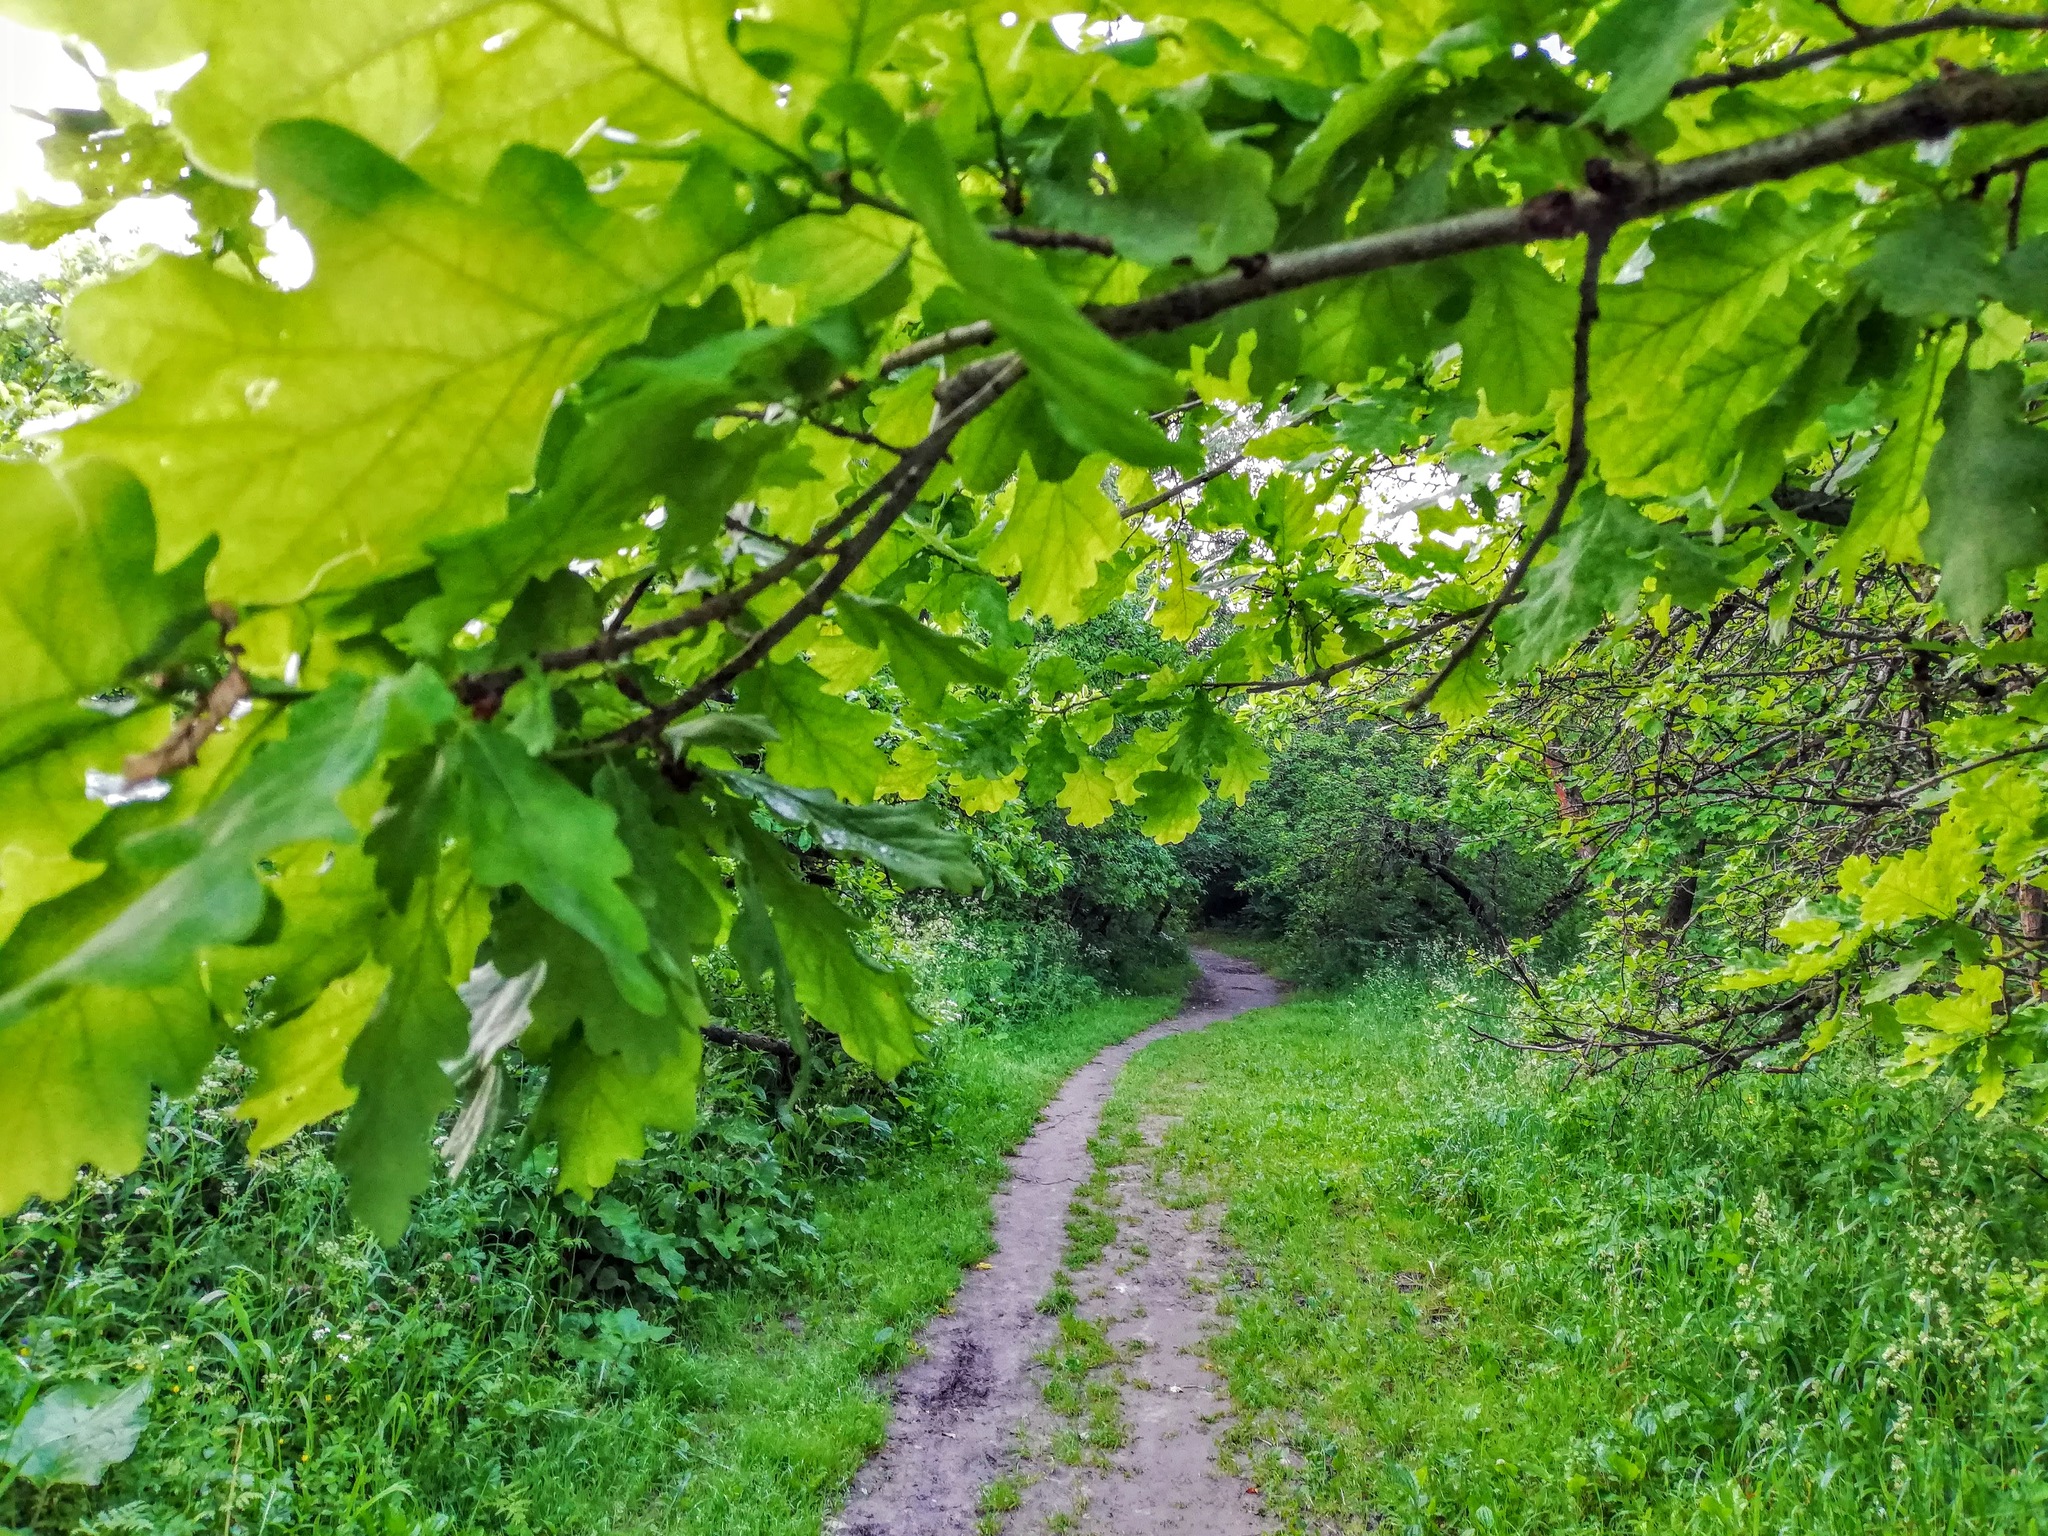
[0,989,1176,1530]
[1182,711,1570,985]
[11,0,2048,1237]
[0,263,108,459]
[1110,968,2048,1533]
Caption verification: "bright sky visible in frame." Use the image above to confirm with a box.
[0,18,309,283]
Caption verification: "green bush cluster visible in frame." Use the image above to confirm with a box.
[1180,715,1570,986]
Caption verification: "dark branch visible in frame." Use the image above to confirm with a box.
[877,68,2048,371]
[1120,450,1251,521]
[702,1022,798,1061]
[988,226,1118,256]
[1409,219,1615,712]
[579,359,1027,753]
[1673,8,2048,97]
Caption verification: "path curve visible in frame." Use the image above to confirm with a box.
[833,948,1281,1536]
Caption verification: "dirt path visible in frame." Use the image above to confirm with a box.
[833,949,1281,1536]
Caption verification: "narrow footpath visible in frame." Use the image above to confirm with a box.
[833,949,1282,1536]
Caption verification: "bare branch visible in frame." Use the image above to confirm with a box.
[123,666,251,782]
[988,226,1117,256]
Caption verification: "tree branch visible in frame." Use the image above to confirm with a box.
[123,665,251,782]
[873,68,2048,372]
[702,1022,798,1061]
[579,359,1027,753]
[989,226,1118,255]
[1673,8,2048,97]
[453,475,900,708]
[1408,219,1615,712]
[1120,449,1251,521]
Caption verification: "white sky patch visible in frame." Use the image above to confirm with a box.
[1,21,209,276]
[1050,12,1146,49]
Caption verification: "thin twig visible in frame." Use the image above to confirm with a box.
[453,481,895,706]
[988,226,1117,255]
[605,573,656,636]
[1409,219,1616,712]
[123,666,250,781]
[1673,7,2048,96]
[1121,450,1251,520]
[721,406,908,455]
[1194,605,1497,694]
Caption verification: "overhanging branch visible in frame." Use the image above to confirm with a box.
[874,68,2048,375]
[1673,7,2048,97]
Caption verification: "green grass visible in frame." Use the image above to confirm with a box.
[1,993,1177,1536]
[1103,967,2048,1535]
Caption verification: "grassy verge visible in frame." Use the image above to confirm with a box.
[1105,968,2048,1534]
[1,993,1178,1536]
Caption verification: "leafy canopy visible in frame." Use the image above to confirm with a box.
[9,0,2048,1229]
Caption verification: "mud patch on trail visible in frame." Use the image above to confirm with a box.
[830,950,1280,1536]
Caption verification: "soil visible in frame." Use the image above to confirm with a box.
[831,949,1282,1536]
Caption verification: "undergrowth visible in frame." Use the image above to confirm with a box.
[1,955,1178,1535]
[1111,966,2048,1535]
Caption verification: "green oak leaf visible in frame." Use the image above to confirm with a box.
[0,981,216,1211]
[490,896,695,1069]
[1152,542,1217,642]
[199,837,381,1020]
[1589,194,1854,501]
[0,457,210,768]
[733,0,952,83]
[735,823,924,1078]
[1033,95,1277,274]
[1457,248,1575,418]
[1860,812,1987,930]
[827,84,1197,471]
[0,195,112,248]
[1578,0,1737,129]
[1429,655,1499,728]
[1836,329,1966,570]
[1922,362,2048,633]
[64,124,741,604]
[235,957,389,1151]
[1496,489,1658,676]
[983,456,1127,625]
[1056,754,1118,828]
[29,0,801,188]
[332,901,471,1241]
[719,771,982,892]
[594,762,730,966]
[1859,202,2001,319]
[529,1021,703,1197]
[0,669,449,1025]
[0,708,170,948]
[1272,62,1422,206]
[0,0,199,67]
[735,659,891,803]
[451,726,664,1015]
[834,592,1004,716]
[1132,767,1207,844]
